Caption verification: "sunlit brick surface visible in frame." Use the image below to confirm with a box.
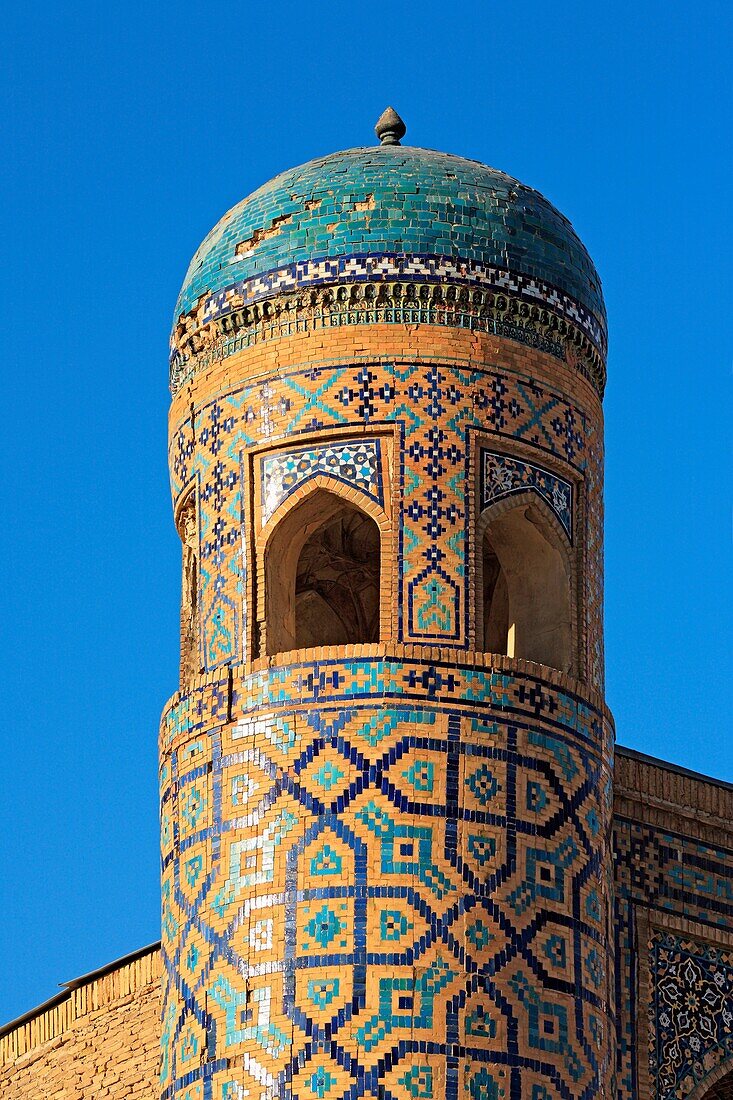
[160,137,615,1100]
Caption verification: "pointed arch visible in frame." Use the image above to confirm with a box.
[175,486,200,685]
[259,480,389,657]
[686,1062,733,1100]
[476,490,576,674]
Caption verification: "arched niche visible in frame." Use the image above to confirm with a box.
[175,489,199,685]
[478,494,575,674]
[263,487,382,657]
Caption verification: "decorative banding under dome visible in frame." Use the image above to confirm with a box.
[171,144,607,395]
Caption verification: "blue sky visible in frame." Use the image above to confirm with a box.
[1,0,730,1025]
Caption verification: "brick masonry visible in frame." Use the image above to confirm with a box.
[2,137,731,1100]
[158,137,614,1100]
[0,949,161,1098]
[613,753,733,1100]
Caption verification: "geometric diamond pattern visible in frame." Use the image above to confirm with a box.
[160,659,614,1100]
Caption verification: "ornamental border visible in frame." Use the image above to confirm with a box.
[635,908,733,1100]
[159,650,614,751]
[174,252,607,349]
[170,254,608,397]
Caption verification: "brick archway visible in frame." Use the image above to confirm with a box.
[687,1064,733,1100]
[475,489,578,675]
[261,484,387,657]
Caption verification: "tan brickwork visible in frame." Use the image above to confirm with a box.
[0,948,161,1099]
[614,746,733,846]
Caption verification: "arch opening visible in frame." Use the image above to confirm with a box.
[691,1067,733,1100]
[264,489,381,656]
[480,502,573,673]
[177,492,199,685]
[704,1073,733,1100]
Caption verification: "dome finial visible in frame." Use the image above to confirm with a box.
[375,106,406,146]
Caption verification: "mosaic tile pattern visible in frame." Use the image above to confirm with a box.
[261,439,383,525]
[164,137,613,1100]
[649,932,733,1099]
[160,658,615,1100]
[174,147,606,328]
[169,354,603,686]
[481,450,573,541]
[613,818,733,1100]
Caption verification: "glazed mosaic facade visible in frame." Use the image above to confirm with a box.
[160,657,614,1100]
[612,753,733,1100]
[153,132,733,1100]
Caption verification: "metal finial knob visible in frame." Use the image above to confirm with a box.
[375,107,406,146]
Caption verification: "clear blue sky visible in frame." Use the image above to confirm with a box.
[1,0,730,1026]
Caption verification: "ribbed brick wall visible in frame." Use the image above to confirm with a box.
[0,948,161,1099]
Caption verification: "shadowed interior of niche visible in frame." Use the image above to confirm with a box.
[481,502,573,673]
[295,510,380,648]
[264,490,380,655]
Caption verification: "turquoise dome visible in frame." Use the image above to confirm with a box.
[175,145,605,344]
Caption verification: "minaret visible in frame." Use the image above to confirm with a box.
[160,112,615,1100]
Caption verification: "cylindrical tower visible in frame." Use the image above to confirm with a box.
[160,112,615,1100]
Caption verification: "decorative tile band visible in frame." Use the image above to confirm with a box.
[261,439,383,525]
[481,450,573,541]
[162,655,611,750]
[177,253,606,350]
[169,253,607,396]
[169,288,579,397]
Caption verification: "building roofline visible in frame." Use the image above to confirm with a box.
[0,941,161,1039]
[615,743,733,792]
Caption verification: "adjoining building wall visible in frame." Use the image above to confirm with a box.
[613,750,733,1100]
[0,947,161,1098]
